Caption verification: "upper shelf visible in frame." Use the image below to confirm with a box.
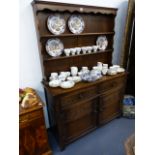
[32,1,118,15]
[40,32,115,40]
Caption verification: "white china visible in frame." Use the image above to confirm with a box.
[107,69,117,76]
[67,76,73,81]
[97,62,103,71]
[64,48,71,56]
[109,66,117,72]
[58,74,67,81]
[50,72,58,80]
[87,46,92,54]
[47,14,66,35]
[92,45,98,53]
[46,38,64,57]
[102,68,108,75]
[81,47,87,54]
[112,65,120,72]
[49,79,61,87]
[72,76,81,83]
[60,72,69,78]
[92,66,100,71]
[60,80,75,89]
[71,66,78,76]
[96,36,108,51]
[76,47,81,55]
[78,71,83,76]
[68,15,85,34]
[70,48,76,56]
[81,66,88,72]
[103,63,108,68]
[117,67,125,73]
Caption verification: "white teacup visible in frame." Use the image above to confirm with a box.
[86,46,92,54]
[93,45,98,53]
[71,66,78,76]
[112,65,120,72]
[70,48,76,56]
[64,48,71,56]
[50,72,58,80]
[97,62,103,71]
[76,47,81,55]
[103,63,108,68]
[82,47,87,54]
[58,74,67,81]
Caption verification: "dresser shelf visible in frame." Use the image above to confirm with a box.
[43,49,113,61]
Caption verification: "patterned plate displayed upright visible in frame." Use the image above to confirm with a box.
[46,38,64,57]
[68,15,85,34]
[96,36,108,51]
[47,14,66,35]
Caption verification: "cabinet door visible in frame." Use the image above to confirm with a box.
[99,88,124,125]
[19,117,50,155]
[61,98,98,143]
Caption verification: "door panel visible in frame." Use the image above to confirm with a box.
[99,88,123,125]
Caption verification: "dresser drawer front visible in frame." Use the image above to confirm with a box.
[100,88,123,108]
[20,109,43,125]
[62,98,97,123]
[99,76,125,93]
[60,86,98,108]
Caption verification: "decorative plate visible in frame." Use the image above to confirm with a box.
[68,15,85,34]
[47,14,66,35]
[96,36,108,51]
[46,38,64,57]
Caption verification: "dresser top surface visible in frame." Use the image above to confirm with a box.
[43,72,127,96]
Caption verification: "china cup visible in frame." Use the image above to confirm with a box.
[70,66,78,76]
[93,45,98,53]
[76,47,81,55]
[50,72,58,80]
[70,48,76,56]
[82,47,87,54]
[64,48,71,56]
[97,62,103,71]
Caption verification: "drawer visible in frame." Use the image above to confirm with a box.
[99,88,123,108]
[62,98,97,123]
[20,109,43,124]
[99,76,126,93]
[60,86,98,108]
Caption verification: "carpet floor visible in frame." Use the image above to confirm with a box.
[48,118,135,155]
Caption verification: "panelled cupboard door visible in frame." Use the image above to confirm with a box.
[99,88,123,125]
[19,117,50,155]
[62,98,98,143]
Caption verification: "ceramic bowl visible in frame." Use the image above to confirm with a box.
[72,76,81,83]
[60,80,75,89]
[49,79,61,87]
[107,69,117,76]
[117,67,125,73]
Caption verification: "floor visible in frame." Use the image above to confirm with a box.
[48,118,135,155]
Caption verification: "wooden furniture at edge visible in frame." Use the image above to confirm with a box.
[32,0,127,150]
[19,101,52,154]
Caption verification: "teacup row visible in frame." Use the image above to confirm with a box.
[64,45,99,56]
